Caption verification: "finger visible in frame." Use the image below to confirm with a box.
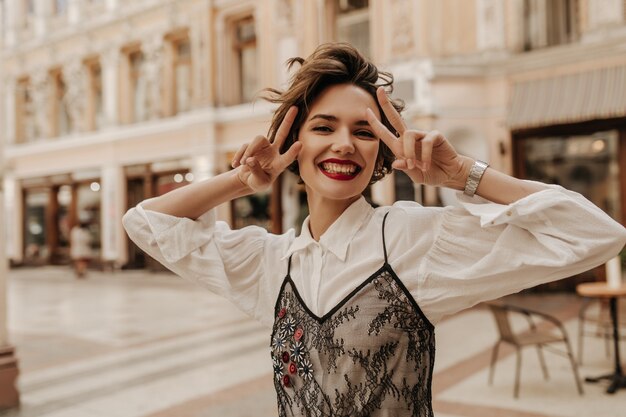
[232,143,249,168]
[241,135,269,163]
[376,87,407,136]
[273,106,299,150]
[366,108,402,155]
[278,141,302,171]
[391,159,408,171]
[402,131,418,169]
[420,131,440,172]
[246,157,270,183]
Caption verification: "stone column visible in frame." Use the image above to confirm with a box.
[0,142,20,411]
[3,176,22,264]
[4,78,16,145]
[33,0,52,38]
[214,17,226,106]
[476,0,506,52]
[189,15,204,108]
[100,165,126,267]
[101,48,120,127]
[0,3,5,47]
[275,0,297,88]
[63,61,87,134]
[68,0,82,25]
[141,35,164,120]
[30,70,50,139]
[3,0,23,47]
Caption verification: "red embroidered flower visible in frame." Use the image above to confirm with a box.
[294,328,304,341]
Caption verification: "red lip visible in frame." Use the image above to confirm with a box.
[318,159,362,181]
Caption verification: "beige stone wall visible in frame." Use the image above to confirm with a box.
[1,0,626,265]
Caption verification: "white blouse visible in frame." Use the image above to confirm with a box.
[122,182,626,328]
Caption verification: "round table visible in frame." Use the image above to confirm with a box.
[576,282,626,394]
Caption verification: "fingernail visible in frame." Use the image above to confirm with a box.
[407,159,414,170]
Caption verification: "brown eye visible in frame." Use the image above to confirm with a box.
[356,130,376,138]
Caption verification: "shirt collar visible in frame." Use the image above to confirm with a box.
[282,196,374,262]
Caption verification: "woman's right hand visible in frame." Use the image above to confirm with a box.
[232,106,302,193]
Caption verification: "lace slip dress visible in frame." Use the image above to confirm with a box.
[270,212,436,417]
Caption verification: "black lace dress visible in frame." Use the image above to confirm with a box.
[270,213,435,417]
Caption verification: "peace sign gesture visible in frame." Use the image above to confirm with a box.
[366,87,470,189]
[232,106,302,192]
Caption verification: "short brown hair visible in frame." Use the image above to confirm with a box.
[262,42,404,184]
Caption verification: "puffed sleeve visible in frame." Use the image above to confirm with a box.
[122,199,293,328]
[417,182,626,324]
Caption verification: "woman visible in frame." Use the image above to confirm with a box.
[123,43,626,417]
[70,221,92,278]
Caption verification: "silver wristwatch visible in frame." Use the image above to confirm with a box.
[463,160,489,197]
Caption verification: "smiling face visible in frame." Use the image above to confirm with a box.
[297,83,382,202]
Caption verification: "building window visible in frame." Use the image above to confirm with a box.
[172,37,192,114]
[86,60,104,130]
[233,15,258,104]
[15,77,35,143]
[521,131,621,221]
[334,0,370,58]
[52,71,71,136]
[523,0,578,51]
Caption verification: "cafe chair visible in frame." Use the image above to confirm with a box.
[577,298,626,365]
[487,303,584,398]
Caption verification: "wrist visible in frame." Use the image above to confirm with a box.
[444,156,474,191]
[232,168,255,195]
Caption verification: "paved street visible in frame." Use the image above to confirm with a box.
[2,267,626,417]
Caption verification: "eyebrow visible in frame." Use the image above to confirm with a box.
[308,114,371,127]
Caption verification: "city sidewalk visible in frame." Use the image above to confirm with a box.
[1,267,625,417]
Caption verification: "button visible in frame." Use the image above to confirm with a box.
[283,374,291,387]
[278,308,286,319]
[282,351,290,363]
[289,362,297,374]
[506,210,512,216]
[294,328,304,341]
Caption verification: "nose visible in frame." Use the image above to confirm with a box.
[330,127,355,154]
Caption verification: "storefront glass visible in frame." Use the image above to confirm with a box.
[233,191,272,230]
[523,130,622,222]
[24,189,48,262]
[77,182,102,259]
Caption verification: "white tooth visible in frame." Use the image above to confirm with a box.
[321,162,357,174]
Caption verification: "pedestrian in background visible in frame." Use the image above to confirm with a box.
[123,43,626,417]
[70,221,92,278]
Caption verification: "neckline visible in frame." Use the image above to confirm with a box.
[276,263,434,330]
[280,262,392,324]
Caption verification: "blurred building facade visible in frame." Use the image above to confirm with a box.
[0,0,624,273]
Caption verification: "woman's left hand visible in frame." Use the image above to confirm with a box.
[366,87,472,189]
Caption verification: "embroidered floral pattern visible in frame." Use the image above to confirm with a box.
[280,317,296,338]
[270,267,435,417]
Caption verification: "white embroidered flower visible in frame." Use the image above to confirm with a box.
[298,357,314,381]
[280,317,296,337]
[290,340,305,362]
[272,333,286,351]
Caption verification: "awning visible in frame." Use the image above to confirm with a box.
[508,65,626,130]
